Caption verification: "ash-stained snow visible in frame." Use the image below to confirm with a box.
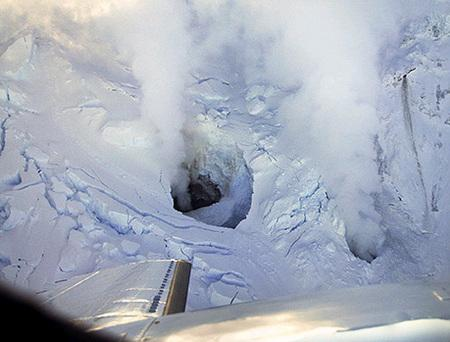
[0,1,450,311]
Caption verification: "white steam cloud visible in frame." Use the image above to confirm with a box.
[113,1,192,188]
[186,1,397,260]
[0,0,194,197]
[243,1,397,261]
[2,0,439,261]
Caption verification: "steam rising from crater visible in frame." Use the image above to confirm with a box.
[2,0,441,259]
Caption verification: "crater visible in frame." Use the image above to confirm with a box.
[174,173,222,212]
[171,118,253,228]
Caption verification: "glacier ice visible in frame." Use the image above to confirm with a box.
[0,1,449,312]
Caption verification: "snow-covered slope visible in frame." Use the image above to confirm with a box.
[0,1,449,311]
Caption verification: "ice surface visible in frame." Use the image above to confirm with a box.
[0,1,449,312]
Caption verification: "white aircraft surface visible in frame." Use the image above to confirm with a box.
[39,260,450,341]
